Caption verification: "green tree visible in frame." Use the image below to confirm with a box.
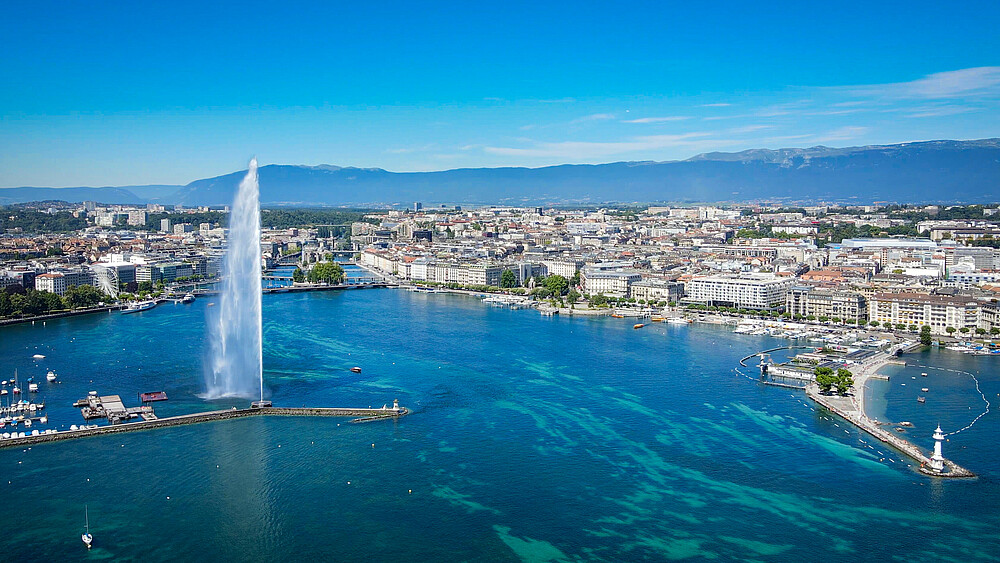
[0,292,12,317]
[292,267,305,283]
[308,262,345,284]
[137,281,154,293]
[835,368,854,395]
[590,293,609,307]
[920,325,932,346]
[566,289,581,304]
[960,327,970,334]
[542,274,569,296]
[946,326,957,335]
[64,285,108,309]
[895,323,907,331]
[500,269,517,289]
[869,320,879,327]
[815,367,837,393]
[975,328,986,336]
[990,327,999,336]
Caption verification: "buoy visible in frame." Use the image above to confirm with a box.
[408,490,412,494]
[347,481,351,485]
[166,496,170,500]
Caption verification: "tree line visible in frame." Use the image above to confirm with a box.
[0,284,110,318]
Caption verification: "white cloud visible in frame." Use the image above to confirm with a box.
[483,132,737,160]
[846,67,1000,99]
[903,105,976,118]
[699,103,732,107]
[571,113,616,123]
[810,126,869,143]
[621,116,691,123]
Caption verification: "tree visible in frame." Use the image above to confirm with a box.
[292,267,305,283]
[920,325,932,346]
[835,368,854,395]
[818,316,829,322]
[569,271,581,287]
[0,292,12,317]
[308,262,345,284]
[138,281,154,293]
[806,315,816,321]
[64,285,108,309]
[815,367,837,393]
[566,289,581,304]
[960,327,970,334]
[946,326,957,335]
[869,320,879,327]
[975,328,986,336]
[895,323,907,331]
[542,274,569,296]
[991,327,999,336]
[590,293,608,307]
[500,269,517,289]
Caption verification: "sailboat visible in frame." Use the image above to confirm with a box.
[82,505,93,549]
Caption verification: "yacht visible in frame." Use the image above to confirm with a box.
[181,293,196,304]
[46,370,57,382]
[82,505,93,549]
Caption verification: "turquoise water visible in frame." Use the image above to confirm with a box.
[1,289,998,561]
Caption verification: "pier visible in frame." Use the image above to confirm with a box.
[805,384,974,478]
[0,404,410,450]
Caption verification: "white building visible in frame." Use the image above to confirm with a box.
[685,274,794,310]
[34,273,67,295]
[580,268,642,298]
[868,292,980,334]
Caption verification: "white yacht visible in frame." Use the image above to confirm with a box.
[46,370,57,382]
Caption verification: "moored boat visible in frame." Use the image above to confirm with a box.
[122,300,157,314]
[181,293,195,304]
[46,370,57,382]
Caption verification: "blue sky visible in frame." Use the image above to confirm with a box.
[1,1,998,187]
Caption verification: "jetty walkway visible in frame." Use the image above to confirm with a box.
[0,405,409,450]
[805,384,974,478]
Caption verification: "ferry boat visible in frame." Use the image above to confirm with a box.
[122,300,157,314]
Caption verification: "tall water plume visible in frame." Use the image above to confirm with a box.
[205,158,263,400]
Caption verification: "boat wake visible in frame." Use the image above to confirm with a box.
[913,364,991,436]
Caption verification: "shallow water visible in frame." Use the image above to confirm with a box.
[1,289,997,561]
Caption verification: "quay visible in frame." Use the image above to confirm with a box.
[805,384,974,478]
[0,404,410,450]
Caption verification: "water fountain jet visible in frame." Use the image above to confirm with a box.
[204,158,263,400]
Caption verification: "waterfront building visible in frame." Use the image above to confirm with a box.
[785,286,867,322]
[685,273,794,310]
[34,272,67,295]
[580,268,642,298]
[630,280,684,303]
[868,292,980,334]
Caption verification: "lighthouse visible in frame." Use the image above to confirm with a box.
[929,424,946,473]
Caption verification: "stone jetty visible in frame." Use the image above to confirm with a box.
[0,404,409,450]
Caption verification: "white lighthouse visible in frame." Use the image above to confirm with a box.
[929,424,946,473]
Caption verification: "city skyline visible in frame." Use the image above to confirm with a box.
[2,1,999,187]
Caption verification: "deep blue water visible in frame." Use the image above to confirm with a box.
[0,289,997,561]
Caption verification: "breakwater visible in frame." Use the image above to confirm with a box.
[805,384,974,478]
[0,405,409,450]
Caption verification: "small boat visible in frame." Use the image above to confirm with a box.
[633,324,645,329]
[12,387,20,395]
[82,505,93,549]
[28,383,38,393]
[667,317,690,325]
[122,300,157,314]
[899,421,913,427]
[650,316,665,322]
[350,367,362,373]
[46,371,57,382]
[921,388,929,392]
[181,293,195,304]
[611,314,624,319]
[921,372,928,377]
[0,390,7,396]
[917,396,926,403]
[32,354,45,359]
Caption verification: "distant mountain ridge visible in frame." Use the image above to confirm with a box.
[3,139,999,206]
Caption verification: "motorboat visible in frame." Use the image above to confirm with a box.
[47,371,57,382]
[28,383,38,393]
[32,354,45,359]
[667,317,690,325]
[181,293,195,304]
[122,300,157,314]
[633,323,645,329]
[350,367,362,373]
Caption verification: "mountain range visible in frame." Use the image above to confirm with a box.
[3,139,999,206]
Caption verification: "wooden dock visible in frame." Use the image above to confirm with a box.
[0,405,409,450]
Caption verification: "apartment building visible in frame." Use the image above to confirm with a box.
[785,286,867,322]
[868,292,980,334]
[685,274,794,310]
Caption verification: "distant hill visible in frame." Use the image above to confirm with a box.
[3,139,1000,205]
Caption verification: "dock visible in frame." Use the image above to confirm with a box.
[0,404,410,450]
[805,384,974,478]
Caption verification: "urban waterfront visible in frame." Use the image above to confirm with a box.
[1,287,997,561]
